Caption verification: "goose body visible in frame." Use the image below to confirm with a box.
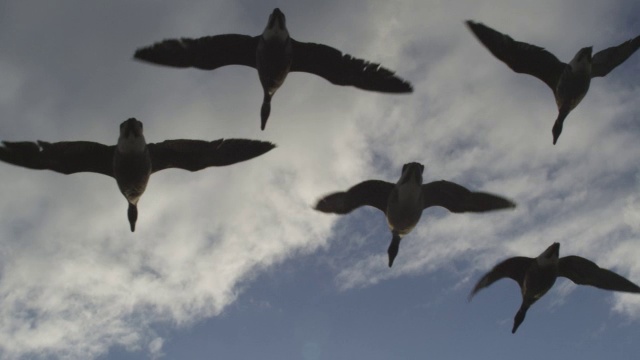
[134,8,413,130]
[314,162,515,267]
[0,118,276,231]
[466,21,640,144]
[469,242,640,333]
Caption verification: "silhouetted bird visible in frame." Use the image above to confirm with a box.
[469,242,640,333]
[314,162,515,267]
[0,118,275,232]
[466,21,640,145]
[134,8,413,130]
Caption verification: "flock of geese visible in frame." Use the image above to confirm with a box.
[1,8,640,334]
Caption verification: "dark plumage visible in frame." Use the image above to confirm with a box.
[314,162,515,267]
[0,118,276,232]
[466,20,640,144]
[469,242,640,333]
[134,8,413,130]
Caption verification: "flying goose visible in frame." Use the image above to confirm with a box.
[469,242,640,333]
[134,8,413,130]
[0,118,276,232]
[314,162,515,267]
[466,21,640,144]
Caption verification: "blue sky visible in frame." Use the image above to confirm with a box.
[0,0,639,359]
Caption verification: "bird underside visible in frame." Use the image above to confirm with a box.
[386,209,421,235]
[113,153,152,203]
[554,70,590,112]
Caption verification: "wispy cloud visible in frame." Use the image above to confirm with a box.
[0,0,638,359]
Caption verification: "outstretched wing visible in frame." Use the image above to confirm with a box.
[466,21,566,90]
[314,180,394,214]
[559,256,640,293]
[591,35,640,77]
[148,139,275,173]
[134,34,259,70]
[290,39,413,93]
[469,256,533,300]
[0,140,115,176]
[422,180,516,212]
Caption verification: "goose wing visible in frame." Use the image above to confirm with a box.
[290,39,413,93]
[134,34,259,70]
[148,139,275,173]
[469,256,533,300]
[591,35,640,77]
[422,180,516,212]
[314,180,394,214]
[466,21,566,90]
[0,140,114,176]
[559,256,640,293]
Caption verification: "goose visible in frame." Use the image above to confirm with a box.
[134,8,413,130]
[314,162,515,267]
[466,21,640,144]
[469,242,640,333]
[0,118,276,232]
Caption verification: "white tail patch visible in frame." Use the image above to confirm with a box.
[569,50,592,73]
[536,251,559,268]
[263,26,289,42]
[117,135,147,154]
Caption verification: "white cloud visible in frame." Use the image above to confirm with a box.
[0,0,639,359]
[148,337,164,359]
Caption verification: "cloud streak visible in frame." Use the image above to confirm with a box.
[0,0,639,359]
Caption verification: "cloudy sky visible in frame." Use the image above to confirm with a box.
[0,0,639,359]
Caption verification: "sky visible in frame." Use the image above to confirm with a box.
[0,0,639,359]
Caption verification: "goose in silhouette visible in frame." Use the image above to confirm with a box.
[134,8,413,130]
[314,162,515,267]
[469,242,640,333]
[0,118,275,232]
[466,21,640,144]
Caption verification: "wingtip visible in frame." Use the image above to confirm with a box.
[313,199,328,213]
[467,283,482,302]
[132,47,149,62]
[467,292,475,303]
[465,20,481,30]
[494,196,517,210]
[261,142,277,155]
[393,78,414,93]
[388,78,414,94]
[250,140,277,154]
